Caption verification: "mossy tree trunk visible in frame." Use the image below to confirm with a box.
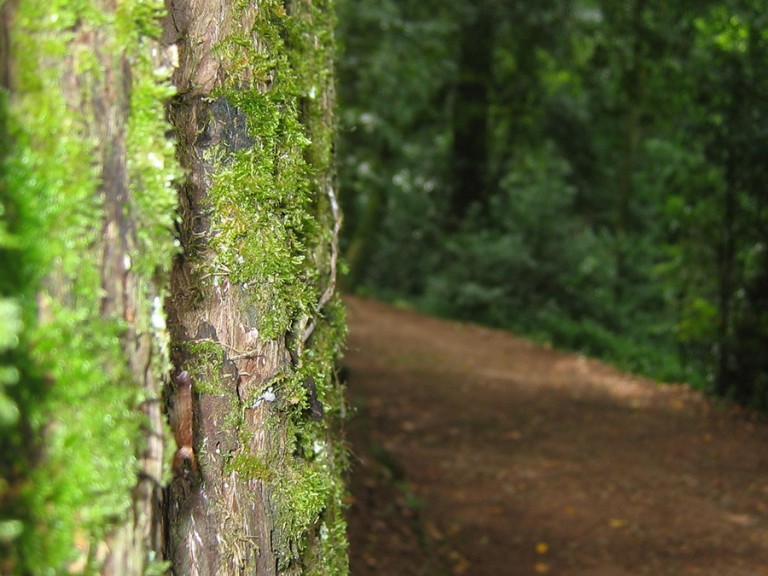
[1,0,178,574]
[162,0,347,574]
[1,0,345,574]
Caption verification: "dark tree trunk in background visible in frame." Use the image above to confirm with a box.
[715,161,736,396]
[449,1,494,227]
[612,0,646,303]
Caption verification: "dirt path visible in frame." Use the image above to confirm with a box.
[343,296,768,576]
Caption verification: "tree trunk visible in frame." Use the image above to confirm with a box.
[449,0,494,228]
[715,151,737,396]
[162,0,347,574]
[613,0,646,303]
[2,0,345,574]
[1,1,178,574]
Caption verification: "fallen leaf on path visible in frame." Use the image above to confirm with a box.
[424,520,443,541]
[609,518,627,528]
[726,512,756,526]
[448,550,470,575]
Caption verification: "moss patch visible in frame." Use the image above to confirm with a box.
[205,5,318,342]
[0,0,179,572]
[195,0,349,573]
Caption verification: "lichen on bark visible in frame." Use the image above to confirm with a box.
[164,0,347,574]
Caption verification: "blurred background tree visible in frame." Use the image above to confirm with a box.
[336,0,768,406]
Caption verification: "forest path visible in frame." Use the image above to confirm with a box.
[343,296,768,576]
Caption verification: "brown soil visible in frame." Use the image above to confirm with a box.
[343,295,768,576]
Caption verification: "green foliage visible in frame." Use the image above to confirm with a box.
[338,0,768,397]
[424,147,591,319]
[419,144,687,383]
[336,0,457,292]
[0,196,21,431]
[0,200,23,553]
[0,298,20,427]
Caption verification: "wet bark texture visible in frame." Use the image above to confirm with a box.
[163,2,293,574]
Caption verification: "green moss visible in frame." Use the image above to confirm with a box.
[267,302,348,574]
[200,0,325,342]
[0,298,20,428]
[225,452,272,481]
[0,0,179,573]
[196,0,349,572]
[177,340,230,395]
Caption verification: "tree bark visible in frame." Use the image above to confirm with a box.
[1,1,178,573]
[163,1,346,574]
[1,0,344,574]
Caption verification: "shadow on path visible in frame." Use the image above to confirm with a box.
[344,296,768,576]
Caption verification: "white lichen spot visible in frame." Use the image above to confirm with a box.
[123,254,131,271]
[253,387,276,407]
[153,65,172,78]
[150,296,166,330]
[193,529,203,547]
[243,327,259,347]
[168,45,179,67]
